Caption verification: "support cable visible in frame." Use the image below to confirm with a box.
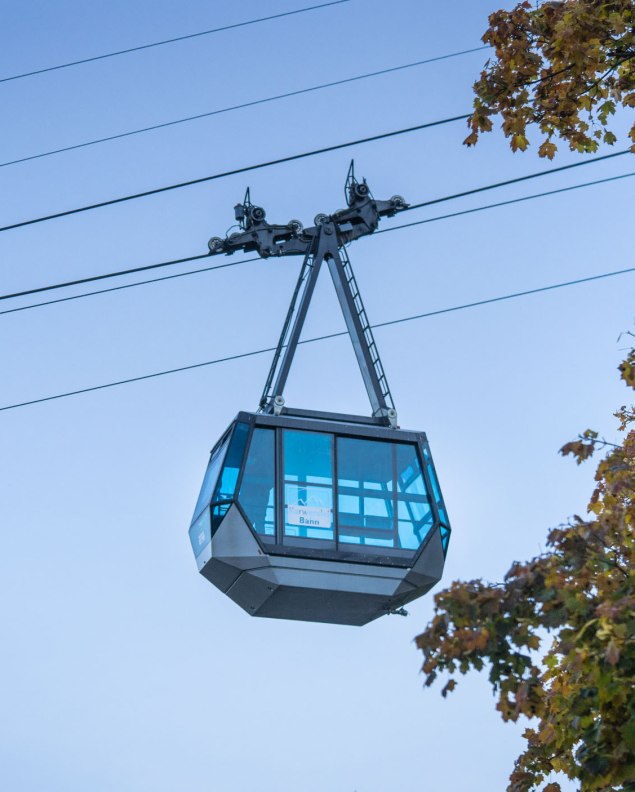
[0,116,471,233]
[0,1,354,84]
[1,48,488,169]
[1,265,633,413]
[3,167,633,314]
[377,170,635,236]
[0,126,628,234]
[0,259,257,316]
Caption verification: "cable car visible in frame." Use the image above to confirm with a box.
[189,164,451,625]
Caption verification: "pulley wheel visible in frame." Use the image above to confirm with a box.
[354,183,369,199]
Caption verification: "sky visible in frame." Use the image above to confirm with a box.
[1,1,633,790]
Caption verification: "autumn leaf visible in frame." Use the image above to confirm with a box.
[538,140,557,159]
[605,640,620,666]
[465,1,635,156]
[441,679,457,698]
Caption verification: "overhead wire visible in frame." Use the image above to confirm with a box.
[0,258,261,316]
[0,116,472,233]
[1,47,488,169]
[1,253,214,301]
[1,126,630,234]
[0,1,354,84]
[2,265,633,413]
[3,160,633,313]
[377,170,635,236]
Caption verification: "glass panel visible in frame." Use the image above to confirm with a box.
[189,508,211,558]
[440,525,451,554]
[284,430,332,485]
[422,445,450,531]
[212,422,249,503]
[192,437,229,521]
[284,483,334,540]
[283,431,334,543]
[337,437,395,547]
[337,437,393,490]
[238,428,276,537]
[395,444,433,550]
[423,446,442,502]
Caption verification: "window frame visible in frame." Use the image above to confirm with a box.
[199,412,449,568]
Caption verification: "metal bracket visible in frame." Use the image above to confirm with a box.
[205,162,408,424]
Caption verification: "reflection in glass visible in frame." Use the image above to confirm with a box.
[192,437,229,522]
[283,430,334,542]
[395,443,433,550]
[337,438,394,547]
[422,446,450,528]
[239,428,276,536]
[212,422,249,503]
[284,430,332,484]
[337,439,434,551]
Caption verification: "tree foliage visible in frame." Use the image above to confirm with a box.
[466,0,635,157]
[415,350,635,791]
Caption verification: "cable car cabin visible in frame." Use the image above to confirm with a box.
[188,410,450,626]
[188,166,452,625]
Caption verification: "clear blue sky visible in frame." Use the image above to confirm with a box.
[1,1,632,790]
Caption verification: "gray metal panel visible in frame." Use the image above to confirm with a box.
[250,564,403,597]
[260,552,407,580]
[225,569,278,616]
[403,528,445,590]
[200,559,242,593]
[211,504,270,571]
[194,542,212,571]
[252,410,425,442]
[256,586,395,626]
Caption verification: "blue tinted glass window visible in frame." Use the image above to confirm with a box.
[211,502,231,536]
[238,428,276,537]
[422,445,449,529]
[395,444,433,550]
[212,422,249,503]
[337,438,395,547]
[192,437,229,521]
[283,431,334,542]
[284,430,332,484]
[189,508,211,558]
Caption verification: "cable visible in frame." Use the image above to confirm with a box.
[2,131,629,236]
[1,265,633,412]
[3,167,634,311]
[400,148,630,214]
[1,253,214,301]
[377,170,635,235]
[0,1,354,84]
[1,47,488,169]
[0,116,471,234]
[0,259,261,316]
